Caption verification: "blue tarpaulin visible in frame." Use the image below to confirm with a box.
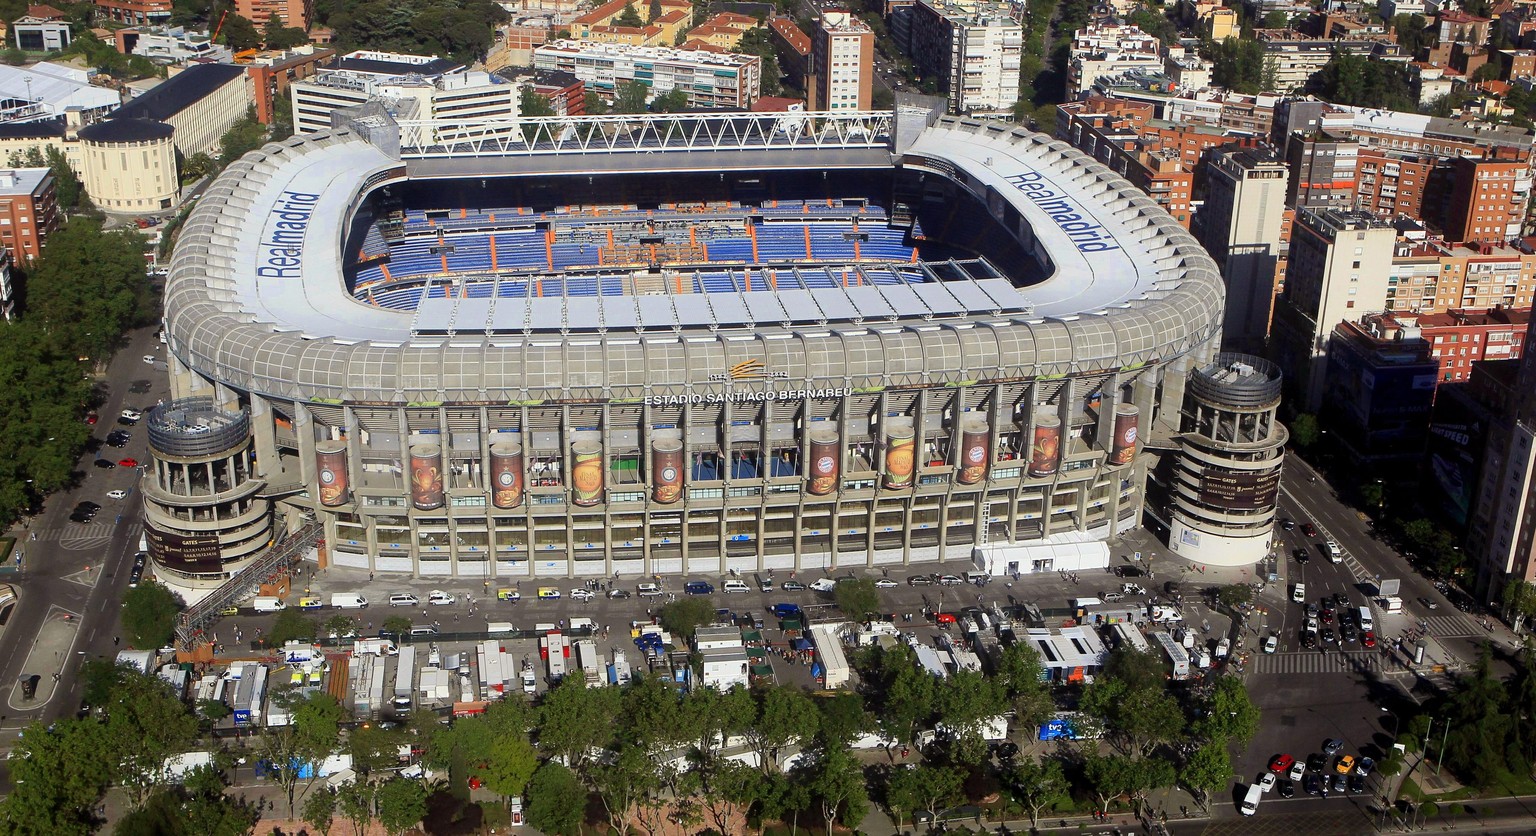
[791,638,812,651]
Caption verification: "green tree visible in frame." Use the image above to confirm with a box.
[525,762,585,835]
[833,578,881,619]
[1007,757,1070,826]
[1289,413,1320,448]
[1207,38,1269,93]
[180,152,217,182]
[218,13,262,51]
[301,786,336,836]
[734,27,783,97]
[22,216,151,361]
[1180,740,1231,812]
[1083,752,1139,813]
[616,3,644,26]
[612,79,651,114]
[178,764,258,836]
[261,14,309,49]
[44,146,84,211]
[802,746,868,835]
[1128,6,1179,44]
[1,48,26,66]
[1262,10,1289,28]
[374,778,427,836]
[335,781,374,836]
[260,692,343,817]
[381,615,412,637]
[538,676,621,770]
[519,87,555,118]
[346,724,406,777]
[995,642,1053,727]
[869,644,936,744]
[583,90,609,116]
[0,718,117,835]
[102,669,201,806]
[934,669,1008,765]
[1217,583,1253,609]
[659,595,715,639]
[1502,580,1536,627]
[1393,14,1430,58]
[0,320,92,527]
[590,742,659,835]
[884,764,963,828]
[746,685,820,775]
[121,581,183,649]
[218,113,269,166]
[815,691,873,748]
[650,88,690,112]
[1196,676,1262,749]
[267,607,317,645]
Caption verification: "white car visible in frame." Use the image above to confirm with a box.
[1263,635,1278,654]
[874,578,898,588]
[1258,772,1277,793]
[809,578,836,592]
[1289,761,1306,782]
[570,588,594,601]
[141,355,157,365]
[426,590,455,606]
[119,409,142,421]
[106,489,128,500]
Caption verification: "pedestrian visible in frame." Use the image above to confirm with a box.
[423,609,428,618]
[113,636,119,646]
[369,572,374,582]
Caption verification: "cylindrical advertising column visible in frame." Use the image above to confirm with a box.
[1109,404,1140,466]
[409,444,445,510]
[315,441,350,507]
[883,417,916,489]
[571,438,604,507]
[489,441,525,509]
[651,437,684,504]
[1028,415,1062,477]
[807,427,840,496]
[957,416,990,485]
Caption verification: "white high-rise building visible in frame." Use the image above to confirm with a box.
[290,51,519,142]
[1197,147,1289,353]
[812,11,873,112]
[908,0,1022,114]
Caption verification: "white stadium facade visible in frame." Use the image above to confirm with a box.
[149,102,1285,610]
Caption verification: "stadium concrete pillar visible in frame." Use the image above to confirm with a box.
[248,395,280,480]
[293,401,318,520]
[166,351,201,402]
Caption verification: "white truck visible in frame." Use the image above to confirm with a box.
[392,646,416,712]
[808,623,850,689]
[542,632,568,683]
[575,640,604,687]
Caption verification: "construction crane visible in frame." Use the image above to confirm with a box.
[211,9,229,43]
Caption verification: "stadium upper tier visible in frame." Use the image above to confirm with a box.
[163,113,1222,405]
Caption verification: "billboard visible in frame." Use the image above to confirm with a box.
[1197,469,1281,511]
[145,527,222,571]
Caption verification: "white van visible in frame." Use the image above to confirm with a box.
[722,579,750,594]
[1240,783,1262,816]
[1326,540,1343,563]
[331,593,369,609]
[1357,606,1374,632]
[253,596,286,613]
[636,582,662,597]
[388,593,419,608]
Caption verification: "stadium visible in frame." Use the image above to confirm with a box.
[147,103,1248,600]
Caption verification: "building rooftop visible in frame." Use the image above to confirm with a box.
[332,51,461,78]
[537,40,759,67]
[0,167,50,196]
[0,116,65,139]
[78,117,175,143]
[768,16,811,55]
[109,63,245,122]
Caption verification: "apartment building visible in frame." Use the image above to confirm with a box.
[1322,315,1441,465]
[1271,208,1398,410]
[114,26,230,65]
[1055,98,1196,227]
[1259,31,1400,92]
[1286,131,1360,212]
[533,41,760,110]
[94,0,172,26]
[768,16,818,109]
[290,51,464,134]
[1465,314,1536,589]
[813,11,873,112]
[908,0,1022,114]
[570,0,693,47]
[0,167,57,266]
[1355,147,1437,221]
[522,70,586,117]
[1066,22,1163,100]
[1197,147,1289,352]
[234,0,311,29]
[685,12,757,50]
[245,44,335,125]
[1448,152,1527,244]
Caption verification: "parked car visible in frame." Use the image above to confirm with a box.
[570,588,594,601]
[1293,547,1310,565]
[685,581,714,595]
[1289,760,1306,782]
[1279,518,1296,530]
[808,578,836,592]
[937,575,963,586]
[427,590,455,606]
[142,355,157,365]
[117,458,139,468]
[1263,635,1278,654]
[119,409,142,422]
[1335,755,1356,774]
[127,562,144,588]
[1268,754,1295,773]
[1258,772,1277,793]
[607,588,631,599]
[781,580,807,591]
[906,575,933,586]
[106,489,127,500]
[536,587,561,600]
[93,459,116,470]
[874,578,898,588]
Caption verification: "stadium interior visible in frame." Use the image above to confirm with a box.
[344,169,1044,313]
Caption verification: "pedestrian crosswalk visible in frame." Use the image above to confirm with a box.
[1420,613,1479,638]
[49,522,140,551]
[1251,649,1382,675]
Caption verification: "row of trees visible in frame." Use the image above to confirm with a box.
[0,217,153,529]
[1407,642,1536,792]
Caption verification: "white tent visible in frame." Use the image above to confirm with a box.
[973,530,1110,576]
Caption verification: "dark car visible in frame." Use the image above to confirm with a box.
[1300,630,1318,649]
[1321,601,1336,618]
[781,580,807,591]
[1348,774,1365,793]
[1322,628,1337,645]
[1323,738,1344,756]
[69,512,93,523]
[606,588,631,599]
[128,562,144,588]
[93,459,116,469]
[1307,753,1327,773]
[1304,774,1322,796]
[75,501,100,513]
[1293,547,1310,565]
[1301,522,1318,537]
[994,741,1020,760]
[1332,773,1348,793]
[1342,624,1359,643]
[907,575,933,586]
[1278,780,1295,798]
[684,581,713,595]
[1280,518,1296,531]
[116,416,137,426]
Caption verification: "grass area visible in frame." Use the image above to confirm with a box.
[0,537,13,564]
[1399,767,1536,802]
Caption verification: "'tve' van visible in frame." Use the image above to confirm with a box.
[253,596,285,613]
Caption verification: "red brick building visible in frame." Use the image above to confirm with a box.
[0,167,58,265]
[526,70,585,117]
[1355,147,1437,221]
[245,45,335,125]
[1448,151,1527,244]
[93,0,172,26]
[1378,307,1532,382]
